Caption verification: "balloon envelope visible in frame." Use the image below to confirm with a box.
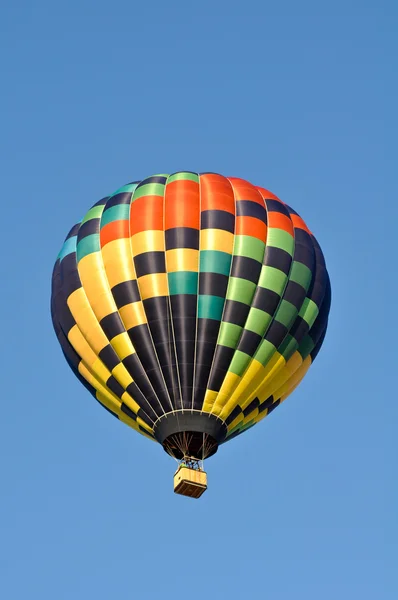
[51,172,331,460]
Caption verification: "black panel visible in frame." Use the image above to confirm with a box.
[65,223,81,239]
[106,376,125,398]
[231,256,262,284]
[212,345,235,374]
[265,199,290,216]
[201,210,235,233]
[267,399,280,414]
[98,344,120,371]
[77,218,100,240]
[258,395,274,413]
[100,312,126,340]
[237,329,263,357]
[60,253,81,296]
[134,252,166,278]
[252,287,280,315]
[105,192,132,208]
[172,317,197,342]
[289,316,310,342]
[93,197,109,207]
[225,405,243,426]
[222,300,250,326]
[283,280,307,309]
[165,227,199,250]
[293,242,314,270]
[111,280,140,308]
[136,176,167,187]
[170,294,197,318]
[236,200,267,222]
[264,320,288,347]
[199,272,229,297]
[143,296,169,324]
[243,397,260,417]
[120,403,137,421]
[264,247,292,274]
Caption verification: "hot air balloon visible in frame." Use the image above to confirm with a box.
[51,172,331,498]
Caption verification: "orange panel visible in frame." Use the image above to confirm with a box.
[228,177,265,205]
[199,174,235,213]
[164,180,200,229]
[130,196,164,234]
[256,186,280,201]
[267,211,294,235]
[291,214,312,235]
[235,216,267,241]
[100,220,129,247]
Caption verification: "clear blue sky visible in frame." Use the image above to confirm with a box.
[1,1,396,598]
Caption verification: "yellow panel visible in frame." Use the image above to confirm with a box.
[273,355,311,400]
[240,407,259,426]
[68,325,98,367]
[131,230,165,255]
[101,239,137,286]
[202,390,218,412]
[244,351,302,408]
[111,332,134,360]
[119,302,147,329]
[209,391,231,417]
[118,411,139,430]
[166,248,199,272]
[120,391,140,414]
[96,391,121,417]
[78,252,115,321]
[254,356,312,425]
[217,360,265,419]
[111,363,134,391]
[68,288,108,354]
[138,273,168,299]
[217,371,240,398]
[89,357,112,385]
[78,362,121,412]
[200,229,234,253]
[227,414,243,431]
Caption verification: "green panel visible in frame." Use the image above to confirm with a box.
[101,205,130,227]
[76,234,100,261]
[58,236,77,261]
[168,271,198,295]
[110,183,140,196]
[255,339,276,366]
[229,350,251,376]
[167,172,199,184]
[132,183,165,201]
[234,235,265,262]
[244,307,272,336]
[299,298,320,327]
[279,334,299,359]
[198,295,225,321]
[275,300,297,328]
[81,205,104,224]
[289,261,312,290]
[297,334,315,359]
[199,250,232,275]
[218,322,242,349]
[226,277,256,305]
[266,228,294,255]
[258,265,287,294]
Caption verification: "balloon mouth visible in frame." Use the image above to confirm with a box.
[153,411,227,460]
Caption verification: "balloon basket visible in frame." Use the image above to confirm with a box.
[174,461,207,499]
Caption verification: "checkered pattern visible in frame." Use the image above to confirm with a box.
[51,173,331,445]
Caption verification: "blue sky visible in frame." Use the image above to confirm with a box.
[1,1,397,598]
